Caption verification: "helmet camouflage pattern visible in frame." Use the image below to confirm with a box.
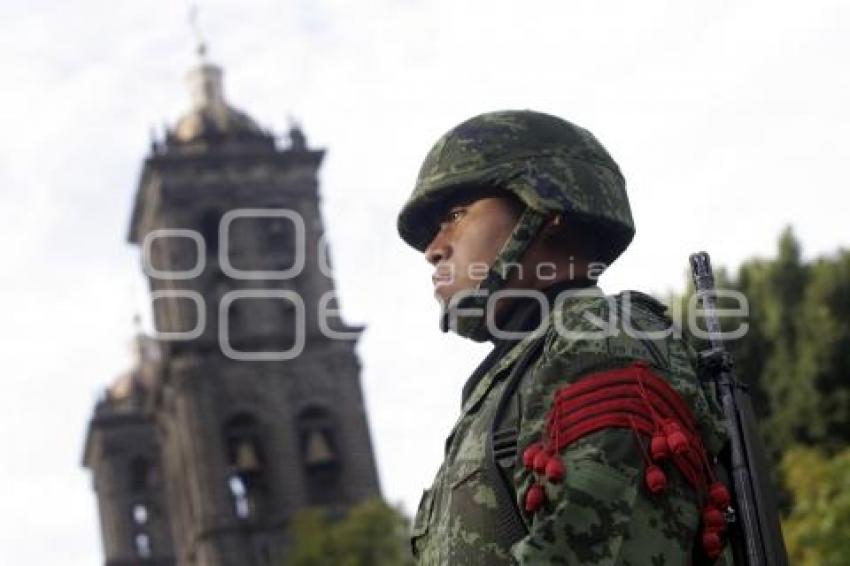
[397,110,635,264]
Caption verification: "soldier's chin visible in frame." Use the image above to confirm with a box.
[435,283,479,307]
[434,283,465,305]
[433,286,452,304]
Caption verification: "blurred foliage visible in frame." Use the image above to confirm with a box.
[286,498,414,566]
[781,446,850,565]
[670,226,850,560]
[673,227,850,459]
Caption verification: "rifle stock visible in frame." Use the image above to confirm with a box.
[689,251,789,566]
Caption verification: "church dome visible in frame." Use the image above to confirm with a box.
[172,63,267,143]
[174,103,264,142]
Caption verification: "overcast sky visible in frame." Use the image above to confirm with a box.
[1,0,848,563]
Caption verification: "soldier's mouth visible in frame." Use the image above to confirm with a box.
[432,264,454,287]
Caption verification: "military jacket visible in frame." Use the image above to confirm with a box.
[411,288,731,565]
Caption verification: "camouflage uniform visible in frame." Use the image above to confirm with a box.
[399,111,731,565]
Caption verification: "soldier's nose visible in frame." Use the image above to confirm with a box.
[425,235,449,265]
[425,247,445,266]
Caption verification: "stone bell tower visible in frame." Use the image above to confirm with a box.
[83,332,176,566]
[83,56,381,566]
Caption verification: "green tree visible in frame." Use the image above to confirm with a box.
[782,446,850,566]
[287,499,414,566]
[733,230,850,454]
[676,228,850,456]
[793,250,850,448]
[672,228,850,518]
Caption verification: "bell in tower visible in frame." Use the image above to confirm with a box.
[235,439,261,472]
[305,429,336,467]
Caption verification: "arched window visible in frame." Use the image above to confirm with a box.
[223,413,265,519]
[129,456,151,494]
[134,532,152,559]
[297,406,342,505]
[131,502,149,526]
[298,407,338,470]
[200,209,221,254]
[227,475,252,519]
[265,217,295,269]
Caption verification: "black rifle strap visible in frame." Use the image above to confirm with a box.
[484,334,547,546]
[614,293,670,371]
[483,293,673,547]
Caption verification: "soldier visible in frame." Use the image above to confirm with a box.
[397,110,732,565]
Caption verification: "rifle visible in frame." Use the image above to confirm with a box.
[689,252,789,566]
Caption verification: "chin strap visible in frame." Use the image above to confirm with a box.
[440,208,547,342]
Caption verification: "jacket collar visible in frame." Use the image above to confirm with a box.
[460,279,594,406]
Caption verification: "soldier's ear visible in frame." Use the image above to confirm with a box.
[539,214,579,257]
[542,214,564,234]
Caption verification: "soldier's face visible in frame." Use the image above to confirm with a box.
[424,196,521,304]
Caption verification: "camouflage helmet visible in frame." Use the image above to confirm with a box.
[397,110,635,264]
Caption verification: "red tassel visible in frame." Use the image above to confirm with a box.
[708,482,732,509]
[651,434,670,460]
[524,483,545,513]
[667,430,689,455]
[702,529,723,559]
[645,465,667,494]
[533,450,550,473]
[703,506,726,531]
[522,443,543,470]
[544,457,565,483]
[663,421,690,455]
[541,363,719,507]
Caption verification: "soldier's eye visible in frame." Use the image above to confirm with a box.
[445,208,466,224]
